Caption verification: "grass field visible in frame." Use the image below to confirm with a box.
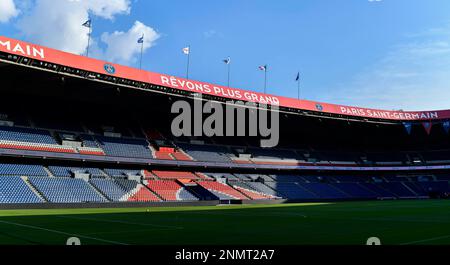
[0,200,449,245]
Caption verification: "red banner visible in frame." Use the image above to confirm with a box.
[1,36,449,121]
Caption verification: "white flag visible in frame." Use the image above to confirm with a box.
[182,47,190,55]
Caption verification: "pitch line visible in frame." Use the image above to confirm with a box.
[400,234,450,245]
[0,220,128,245]
[57,215,184,230]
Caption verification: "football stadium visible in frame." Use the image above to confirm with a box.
[0,35,449,249]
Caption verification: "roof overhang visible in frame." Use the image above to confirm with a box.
[1,35,448,122]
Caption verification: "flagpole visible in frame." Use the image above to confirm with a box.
[264,67,267,94]
[86,20,92,57]
[227,58,231,87]
[186,45,191,79]
[139,34,144,70]
[297,72,300,99]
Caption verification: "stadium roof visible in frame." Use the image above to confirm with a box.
[1,35,449,122]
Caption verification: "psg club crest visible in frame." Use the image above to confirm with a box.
[104,64,116,74]
[315,104,323,111]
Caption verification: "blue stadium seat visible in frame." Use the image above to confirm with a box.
[48,166,104,178]
[177,188,199,201]
[246,182,278,197]
[331,183,378,198]
[359,183,396,198]
[104,168,141,177]
[177,143,232,163]
[265,182,317,199]
[270,175,306,182]
[0,125,57,144]
[90,178,127,201]
[379,182,416,197]
[0,163,48,176]
[0,176,42,203]
[29,177,106,203]
[95,136,153,158]
[299,183,350,199]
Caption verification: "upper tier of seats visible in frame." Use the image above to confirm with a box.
[0,126,57,144]
[95,136,153,158]
[0,120,450,168]
[177,143,233,163]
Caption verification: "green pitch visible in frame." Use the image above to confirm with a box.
[0,200,449,245]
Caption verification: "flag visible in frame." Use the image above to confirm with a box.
[82,19,92,28]
[403,122,412,135]
[258,65,267,71]
[422,121,432,135]
[223,57,231,64]
[182,47,190,55]
[295,72,300,81]
[137,35,144,44]
[443,121,450,134]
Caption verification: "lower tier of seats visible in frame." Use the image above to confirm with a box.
[0,167,449,203]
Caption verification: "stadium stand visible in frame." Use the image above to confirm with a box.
[330,183,378,198]
[0,176,43,203]
[48,166,104,178]
[29,177,106,203]
[1,36,450,206]
[229,181,278,199]
[95,136,153,158]
[197,181,249,200]
[145,180,198,201]
[104,169,142,178]
[177,143,233,163]
[0,126,57,144]
[90,178,128,201]
[379,182,417,197]
[298,183,350,199]
[0,164,48,176]
[264,182,318,199]
[152,170,199,180]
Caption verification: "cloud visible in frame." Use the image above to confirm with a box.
[15,0,159,64]
[203,30,217,39]
[101,21,159,64]
[322,25,450,111]
[203,29,224,39]
[0,0,19,23]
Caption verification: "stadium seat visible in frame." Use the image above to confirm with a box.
[0,176,43,203]
[197,181,249,200]
[95,136,153,159]
[29,177,107,203]
[264,182,317,199]
[146,180,198,201]
[0,163,48,176]
[49,166,104,178]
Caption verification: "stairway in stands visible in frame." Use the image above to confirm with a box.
[21,176,47,202]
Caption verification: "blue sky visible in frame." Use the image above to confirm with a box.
[1,0,450,110]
